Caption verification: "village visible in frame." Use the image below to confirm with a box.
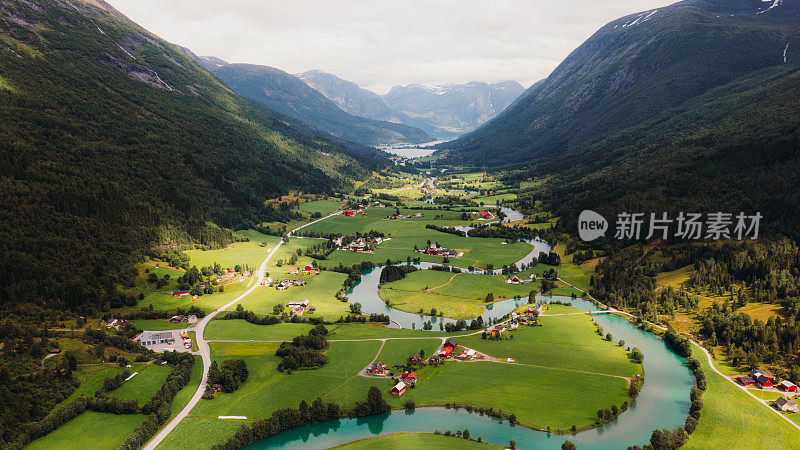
[735,370,800,414]
[363,303,546,397]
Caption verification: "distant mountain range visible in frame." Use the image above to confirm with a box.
[179,54,431,147]
[442,0,800,235]
[382,81,525,139]
[297,71,525,139]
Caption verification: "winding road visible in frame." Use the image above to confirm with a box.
[144,211,341,450]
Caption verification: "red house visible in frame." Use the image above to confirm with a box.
[755,375,773,388]
[737,376,755,386]
[343,211,354,217]
[479,211,493,218]
[780,380,798,392]
[400,371,417,383]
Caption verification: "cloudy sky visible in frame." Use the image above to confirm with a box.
[109,0,677,94]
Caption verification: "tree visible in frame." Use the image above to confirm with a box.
[485,293,494,303]
[562,441,577,450]
[509,439,517,449]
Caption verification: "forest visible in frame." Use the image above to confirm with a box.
[0,0,380,313]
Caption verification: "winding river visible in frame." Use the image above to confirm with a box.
[247,230,693,448]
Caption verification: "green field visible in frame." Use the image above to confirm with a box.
[379,270,537,319]
[205,321,315,341]
[54,365,127,410]
[110,363,172,406]
[135,278,248,313]
[161,340,381,447]
[232,271,350,319]
[683,351,800,449]
[343,359,630,433]
[458,316,641,378]
[373,338,443,368]
[155,416,241,450]
[184,233,276,271]
[27,412,146,450]
[131,319,192,331]
[302,207,533,270]
[327,322,452,340]
[333,433,499,449]
[299,199,342,216]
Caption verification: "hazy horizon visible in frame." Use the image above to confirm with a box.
[108,0,678,94]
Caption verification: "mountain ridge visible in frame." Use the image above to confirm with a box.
[0,0,380,307]
[199,62,432,146]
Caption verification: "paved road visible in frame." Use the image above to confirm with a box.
[144,210,341,450]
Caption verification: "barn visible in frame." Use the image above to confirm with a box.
[391,382,406,396]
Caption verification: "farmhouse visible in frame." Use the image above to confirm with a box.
[369,361,386,375]
[171,290,190,297]
[478,211,493,219]
[408,354,422,364]
[169,315,185,323]
[294,279,307,286]
[780,380,798,392]
[776,397,800,412]
[400,371,417,383]
[287,300,310,308]
[391,381,406,396]
[737,376,755,386]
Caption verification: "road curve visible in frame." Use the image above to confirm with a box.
[144,210,341,450]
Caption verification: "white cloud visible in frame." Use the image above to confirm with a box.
[107,0,678,94]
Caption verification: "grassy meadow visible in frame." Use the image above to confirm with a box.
[27,412,146,450]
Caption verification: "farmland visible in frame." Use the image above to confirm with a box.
[27,412,146,450]
[301,207,533,269]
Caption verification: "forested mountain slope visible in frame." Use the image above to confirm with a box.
[209,63,432,146]
[445,0,800,163]
[0,0,379,309]
[442,0,800,236]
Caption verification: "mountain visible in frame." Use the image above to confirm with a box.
[205,63,432,146]
[443,0,800,236]
[444,0,800,164]
[0,0,381,308]
[382,81,526,139]
[177,46,228,71]
[296,70,438,137]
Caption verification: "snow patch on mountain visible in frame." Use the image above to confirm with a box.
[621,10,657,28]
[757,0,782,14]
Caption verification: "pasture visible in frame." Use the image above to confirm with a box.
[27,412,146,450]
